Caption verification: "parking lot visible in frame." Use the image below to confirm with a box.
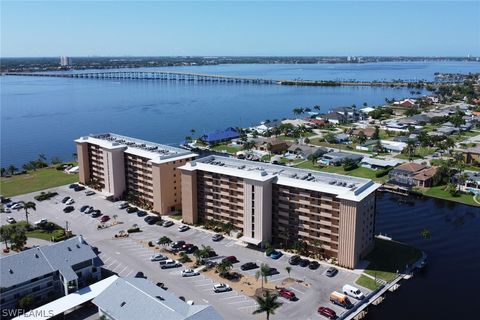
[1,185,371,320]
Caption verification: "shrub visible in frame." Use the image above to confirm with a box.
[34,191,58,201]
[155,221,163,226]
[178,252,191,263]
[265,247,275,256]
[148,241,153,247]
[375,168,392,178]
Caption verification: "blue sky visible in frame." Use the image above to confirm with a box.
[1,1,479,57]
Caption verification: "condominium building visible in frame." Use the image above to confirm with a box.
[180,156,380,268]
[75,133,197,214]
[0,236,101,315]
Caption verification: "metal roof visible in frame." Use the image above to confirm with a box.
[92,277,222,320]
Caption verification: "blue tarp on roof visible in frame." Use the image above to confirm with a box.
[201,127,239,143]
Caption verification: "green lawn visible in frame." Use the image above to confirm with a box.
[210,144,240,154]
[416,185,480,207]
[309,139,371,154]
[294,161,388,182]
[26,228,65,241]
[356,274,379,291]
[363,238,422,282]
[1,167,79,197]
[395,146,436,160]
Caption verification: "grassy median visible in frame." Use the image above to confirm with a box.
[416,185,480,207]
[0,167,79,197]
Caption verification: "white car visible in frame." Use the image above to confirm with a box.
[7,217,16,224]
[11,203,23,210]
[213,283,231,293]
[34,218,48,225]
[178,225,190,232]
[65,198,75,205]
[118,202,128,209]
[150,254,167,262]
[181,269,199,277]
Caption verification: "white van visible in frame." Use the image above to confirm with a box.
[342,284,365,300]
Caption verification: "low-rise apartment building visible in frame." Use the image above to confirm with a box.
[0,236,101,315]
[180,156,380,268]
[75,133,197,214]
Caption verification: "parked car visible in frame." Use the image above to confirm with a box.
[91,211,102,218]
[326,267,338,277]
[85,206,94,214]
[11,202,24,210]
[181,269,199,277]
[179,243,193,252]
[7,217,16,224]
[137,210,147,217]
[80,205,89,212]
[213,283,232,293]
[212,234,223,242]
[330,291,353,309]
[299,259,310,267]
[150,253,167,261]
[61,197,70,204]
[162,220,174,227]
[178,225,190,232]
[278,288,296,301]
[34,218,48,225]
[85,190,95,196]
[3,208,11,213]
[126,207,138,214]
[69,184,78,189]
[185,245,198,254]
[161,260,181,269]
[308,261,320,270]
[65,198,75,205]
[240,262,258,271]
[171,240,186,249]
[318,306,337,319]
[270,251,283,260]
[74,186,85,192]
[288,255,301,265]
[63,206,74,213]
[342,285,365,300]
[118,202,129,209]
[145,216,160,225]
[100,215,110,223]
[134,272,146,278]
[222,256,238,264]
[266,268,279,276]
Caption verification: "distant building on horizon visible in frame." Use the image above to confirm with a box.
[59,56,72,67]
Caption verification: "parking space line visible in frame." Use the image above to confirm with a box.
[290,287,305,295]
[112,263,124,272]
[228,300,254,305]
[237,305,257,310]
[125,270,134,277]
[118,266,128,275]
[219,295,240,300]
[194,283,213,287]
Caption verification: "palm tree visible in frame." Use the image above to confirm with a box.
[252,291,283,320]
[15,201,36,225]
[112,214,118,221]
[216,259,233,277]
[0,167,5,177]
[313,105,321,112]
[7,165,17,176]
[255,263,271,290]
[403,139,417,161]
[285,266,292,278]
[72,153,78,162]
[0,225,13,250]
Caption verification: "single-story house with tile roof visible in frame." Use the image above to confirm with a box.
[458,146,480,164]
[389,162,440,188]
[351,127,376,138]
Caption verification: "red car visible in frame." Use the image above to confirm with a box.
[318,306,336,319]
[222,256,238,264]
[278,288,296,301]
[100,215,110,223]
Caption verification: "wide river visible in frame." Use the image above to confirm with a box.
[1,61,479,319]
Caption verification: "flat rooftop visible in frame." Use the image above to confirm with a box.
[181,155,380,201]
[75,133,197,164]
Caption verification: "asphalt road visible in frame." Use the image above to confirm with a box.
[1,185,370,320]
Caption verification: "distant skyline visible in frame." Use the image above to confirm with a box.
[1,1,479,57]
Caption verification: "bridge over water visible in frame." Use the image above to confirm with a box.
[4,71,427,87]
[4,71,278,84]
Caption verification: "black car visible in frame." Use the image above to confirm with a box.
[80,205,89,212]
[171,241,186,249]
[85,190,95,196]
[61,197,70,204]
[308,261,320,270]
[299,259,310,267]
[137,210,147,217]
[91,211,102,218]
[69,184,78,189]
[63,206,74,213]
[185,245,198,254]
[241,262,259,271]
[74,186,85,192]
[288,255,301,265]
[266,268,279,276]
[146,216,160,225]
[134,272,146,278]
[126,207,138,214]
